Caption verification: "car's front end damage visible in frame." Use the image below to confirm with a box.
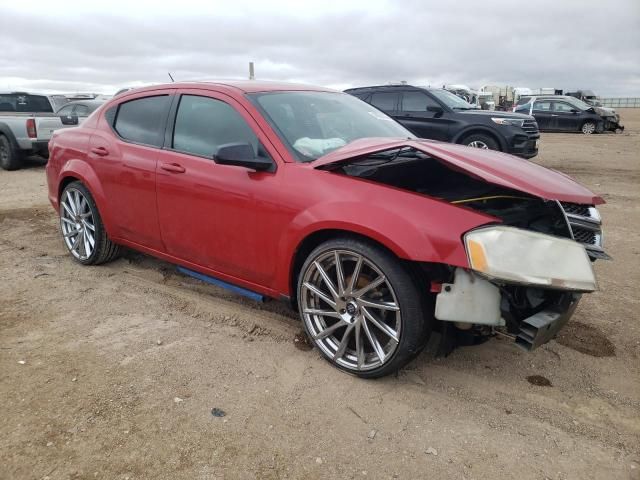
[313,138,610,354]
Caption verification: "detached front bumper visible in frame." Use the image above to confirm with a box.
[434,269,583,351]
[514,292,580,350]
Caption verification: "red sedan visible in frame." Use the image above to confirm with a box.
[46,81,607,377]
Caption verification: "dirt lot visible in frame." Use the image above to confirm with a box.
[1,110,639,480]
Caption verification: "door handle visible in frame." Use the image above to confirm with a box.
[90,146,109,156]
[160,162,186,173]
[551,114,558,117]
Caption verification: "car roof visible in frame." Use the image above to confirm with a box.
[345,84,428,92]
[122,80,337,96]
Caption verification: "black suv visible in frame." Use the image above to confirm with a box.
[345,85,540,159]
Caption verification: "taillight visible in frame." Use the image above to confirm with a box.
[26,118,37,138]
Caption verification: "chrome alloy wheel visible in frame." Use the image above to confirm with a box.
[582,122,596,134]
[301,249,401,372]
[468,140,489,149]
[60,188,96,260]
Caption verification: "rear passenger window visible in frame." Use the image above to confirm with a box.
[369,92,399,112]
[172,95,259,158]
[114,95,170,147]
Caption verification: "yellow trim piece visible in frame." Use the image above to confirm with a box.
[452,195,530,204]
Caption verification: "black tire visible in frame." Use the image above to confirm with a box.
[0,134,22,171]
[461,133,500,151]
[60,181,121,265]
[297,237,431,378]
[581,121,596,135]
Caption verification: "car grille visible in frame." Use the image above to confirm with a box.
[522,119,539,135]
[559,202,609,259]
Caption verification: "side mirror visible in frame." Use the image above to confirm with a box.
[426,105,443,117]
[214,142,273,172]
[60,114,79,126]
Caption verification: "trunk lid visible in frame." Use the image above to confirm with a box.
[312,138,604,205]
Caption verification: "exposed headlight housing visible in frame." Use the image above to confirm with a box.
[491,117,525,127]
[464,226,597,292]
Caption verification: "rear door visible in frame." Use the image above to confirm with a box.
[395,90,450,141]
[530,100,555,130]
[155,90,283,286]
[368,91,400,116]
[88,90,174,249]
[551,101,581,131]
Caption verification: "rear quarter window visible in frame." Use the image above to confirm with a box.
[113,95,170,147]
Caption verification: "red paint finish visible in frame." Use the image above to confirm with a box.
[46,81,604,299]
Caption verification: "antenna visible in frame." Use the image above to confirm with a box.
[168,72,175,82]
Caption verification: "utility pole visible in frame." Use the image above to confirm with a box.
[249,62,255,80]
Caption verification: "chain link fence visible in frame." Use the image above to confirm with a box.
[600,98,640,108]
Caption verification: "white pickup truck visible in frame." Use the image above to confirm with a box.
[0,92,73,170]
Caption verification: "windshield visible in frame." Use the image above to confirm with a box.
[429,89,476,110]
[250,91,414,162]
[563,97,592,110]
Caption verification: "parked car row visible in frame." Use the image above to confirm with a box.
[45,80,608,377]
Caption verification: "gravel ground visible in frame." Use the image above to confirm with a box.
[1,110,639,480]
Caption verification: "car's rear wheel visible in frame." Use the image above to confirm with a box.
[59,181,121,265]
[462,133,500,151]
[581,121,596,135]
[0,134,22,171]
[297,238,431,378]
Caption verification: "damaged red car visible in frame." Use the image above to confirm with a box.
[46,81,609,378]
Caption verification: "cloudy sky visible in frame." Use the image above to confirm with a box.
[1,0,639,96]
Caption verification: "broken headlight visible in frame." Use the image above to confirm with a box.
[464,226,597,292]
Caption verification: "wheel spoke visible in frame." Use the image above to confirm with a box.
[74,191,83,215]
[334,251,346,296]
[85,228,95,248]
[362,307,399,342]
[65,192,77,215]
[64,228,81,238]
[61,217,75,225]
[303,308,341,319]
[314,261,339,301]
[82,219,95,231]
[71,230,82,252]
[355,320,364,370]
[314,320,345,340]
[334,323,355,360]
[352,275,386,298]
[303,282,336,308]
[83,230,91,257]
[362,317,385,363]
[347,255,363,295]
[358,298,399,312]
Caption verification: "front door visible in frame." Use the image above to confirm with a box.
[395,91,450,141]
[530,100,556,130]
[155,91,283,287]
[552,101,581,131]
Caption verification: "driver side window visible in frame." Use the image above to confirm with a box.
[172,95,261,159]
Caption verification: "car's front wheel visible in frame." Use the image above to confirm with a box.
[462,133,500,151]
[297,238,431,378]
[59,181,121,265]
[581,121,596,135]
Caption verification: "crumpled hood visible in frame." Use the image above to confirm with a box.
[313,138,604,205]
